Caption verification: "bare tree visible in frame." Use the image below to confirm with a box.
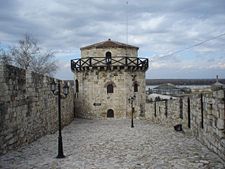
[0,47,12,65]
[10,34,57,75]
[30,51,57,75]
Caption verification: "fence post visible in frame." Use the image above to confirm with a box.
[200,93,204,129]
[179,97,183,119]
[187,97,191,128]
[165,100,168,118]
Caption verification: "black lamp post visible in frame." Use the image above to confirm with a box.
[128,95,136,128]
[50,80,69,158]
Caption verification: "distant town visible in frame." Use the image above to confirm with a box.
[146,76,225,101]
[146,78,225,85]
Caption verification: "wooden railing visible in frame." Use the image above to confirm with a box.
[71,56,148,72]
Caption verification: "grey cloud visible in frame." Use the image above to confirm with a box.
[0,0,225,79]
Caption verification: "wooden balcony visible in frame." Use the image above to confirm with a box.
[71,56,149,72]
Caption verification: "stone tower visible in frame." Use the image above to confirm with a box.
[71,39,148,119]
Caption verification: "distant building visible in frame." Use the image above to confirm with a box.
[152,83,189,96]
[211,75,225,91]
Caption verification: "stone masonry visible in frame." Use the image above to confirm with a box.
[75,70,146,119]
[145,90,225,160]
[0,119,224,168]
[1,60,224,166]
[0,64,74,155]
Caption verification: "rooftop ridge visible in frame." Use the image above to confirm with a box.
[80,39,139,50]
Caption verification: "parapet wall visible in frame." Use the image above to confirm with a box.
[0,64,74,155]
[145,90,225,160]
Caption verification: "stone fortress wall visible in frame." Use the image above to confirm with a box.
[1,55,224,162]
[145,90,225,160]
[0,64,75,155]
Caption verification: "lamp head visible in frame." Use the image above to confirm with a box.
[50,80,56,93]
[63,82,69,96]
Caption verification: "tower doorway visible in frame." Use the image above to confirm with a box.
[107,109,114,118]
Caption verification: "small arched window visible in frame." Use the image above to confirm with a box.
[134,83,138,92]
[107,84,113,93]
[105,51,112,64]
[75,79,79,93]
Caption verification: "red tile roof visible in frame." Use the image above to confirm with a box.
[80,39,139,50]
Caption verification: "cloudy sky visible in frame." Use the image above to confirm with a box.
[0,0,225,80]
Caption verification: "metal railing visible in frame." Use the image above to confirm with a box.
[71,56,148,72]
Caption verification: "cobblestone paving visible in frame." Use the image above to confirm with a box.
[0,119,225,169]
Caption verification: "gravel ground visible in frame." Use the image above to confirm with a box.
[0,119,225,169]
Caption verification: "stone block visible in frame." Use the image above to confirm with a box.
[5,133,13,141]
[218,103,224,110]
[0,76,5,82]
[13,112,17,118]
[214,90,224,99]
[217,118,224,130]
[217,129,224,138]
[0,64,4,71]
[8,137,17,145]
[219,110,224,119]
[207,98,215,104]
[220,139,225,148]
[212,109,220,117]
[5,113,9,120]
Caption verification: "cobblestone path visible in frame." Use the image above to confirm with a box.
[0,119,225,169]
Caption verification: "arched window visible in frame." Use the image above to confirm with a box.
[107,109,114,118]
[105,51,112,64]
[107,84,113,93]
[75,79,79,93]
[134,82,138,92]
